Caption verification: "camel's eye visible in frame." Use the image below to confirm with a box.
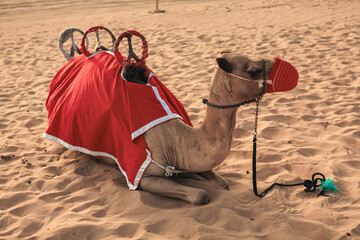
[245,61,262,79]
[247,69,262,79]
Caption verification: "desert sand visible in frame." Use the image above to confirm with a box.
[1,0,360,239]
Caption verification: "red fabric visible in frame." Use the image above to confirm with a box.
[267,58,299,93]
[44,51,192,190]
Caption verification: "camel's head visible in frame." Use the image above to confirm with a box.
[211,52,274,103]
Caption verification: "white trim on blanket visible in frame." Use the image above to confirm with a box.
[87,51,114,59]
[133,149,153,188]
[147,72,154,82]
[43,133,152,190]
[148,84,173,115]
[131,113,183,140]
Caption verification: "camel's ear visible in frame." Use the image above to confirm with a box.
[216,58,232,73]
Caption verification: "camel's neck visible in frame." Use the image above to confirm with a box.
[198,70,243,167]
[202,85,238,138]
[200,105,237,160]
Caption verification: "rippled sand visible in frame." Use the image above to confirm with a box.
[1,0,359,239]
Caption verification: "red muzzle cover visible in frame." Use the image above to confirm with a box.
[267,58,299,93]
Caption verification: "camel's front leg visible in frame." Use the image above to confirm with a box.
[139,176,209,205]
[198,170,230,190]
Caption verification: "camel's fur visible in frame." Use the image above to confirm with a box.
[110,52,274,204]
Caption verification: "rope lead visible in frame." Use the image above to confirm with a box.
[251,98,337,197]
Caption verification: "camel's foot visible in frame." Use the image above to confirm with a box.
[188,189,209,205]
[139,176,209,205]
[198,170,230,190]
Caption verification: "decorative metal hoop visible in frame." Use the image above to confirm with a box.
[80,26,116,57]
[113,30,149,66]
[58,28,89,61]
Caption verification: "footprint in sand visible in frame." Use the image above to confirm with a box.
[71,198,106,213]
[296,147,319,157]
[25,118,44,128]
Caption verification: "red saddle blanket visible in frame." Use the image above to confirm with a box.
[44,51,192,190]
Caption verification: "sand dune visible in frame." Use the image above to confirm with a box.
[1,0,359,239]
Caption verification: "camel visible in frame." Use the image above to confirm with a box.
[51,28,275,205]
[97,52,274,204]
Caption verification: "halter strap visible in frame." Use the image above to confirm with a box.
[215,65,267,88]
[202,97,259,109]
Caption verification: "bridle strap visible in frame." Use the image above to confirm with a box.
[215,66,266,88]
[202,97,258,109]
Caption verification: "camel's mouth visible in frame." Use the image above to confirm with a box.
[266,58,299,93]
